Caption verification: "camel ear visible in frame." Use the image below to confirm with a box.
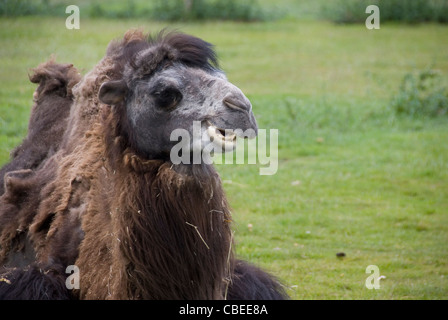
[99,80,128,105]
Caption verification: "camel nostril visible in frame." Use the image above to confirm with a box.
[217,128,226,136]
[223,97,251,112]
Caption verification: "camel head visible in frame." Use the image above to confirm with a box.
[98,31,258,162]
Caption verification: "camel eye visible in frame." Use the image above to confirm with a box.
[153,86,183,110]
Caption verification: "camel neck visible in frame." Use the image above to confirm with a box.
[109,159,234,299]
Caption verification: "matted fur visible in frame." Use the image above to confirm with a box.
[69,110,234,299]
[0,29,288,300]
[0,60,80,196]
[0,60,80,264]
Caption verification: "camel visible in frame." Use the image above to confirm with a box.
[0,29,287,300]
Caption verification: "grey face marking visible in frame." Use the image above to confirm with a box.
[124,63,258,160]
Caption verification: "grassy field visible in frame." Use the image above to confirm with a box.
[0,15,447,299]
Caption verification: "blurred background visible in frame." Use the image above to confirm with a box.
[2,0,448,22]
[1,0,447,299]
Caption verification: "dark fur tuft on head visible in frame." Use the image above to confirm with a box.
[106,29,219,84]
[151,30,219,71]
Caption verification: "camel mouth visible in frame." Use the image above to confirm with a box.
[206,121,237,152]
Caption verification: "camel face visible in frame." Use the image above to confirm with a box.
[131,64,257,159]
[100,59,258,162]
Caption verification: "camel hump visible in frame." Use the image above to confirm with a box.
[29,58,81,100]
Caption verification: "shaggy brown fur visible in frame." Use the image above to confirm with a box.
[0,60,80,265]
[0,29,288,300]
[68,109,234,299]
[0,60,80,196]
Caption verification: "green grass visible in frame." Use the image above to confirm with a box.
[1,16,448,299]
